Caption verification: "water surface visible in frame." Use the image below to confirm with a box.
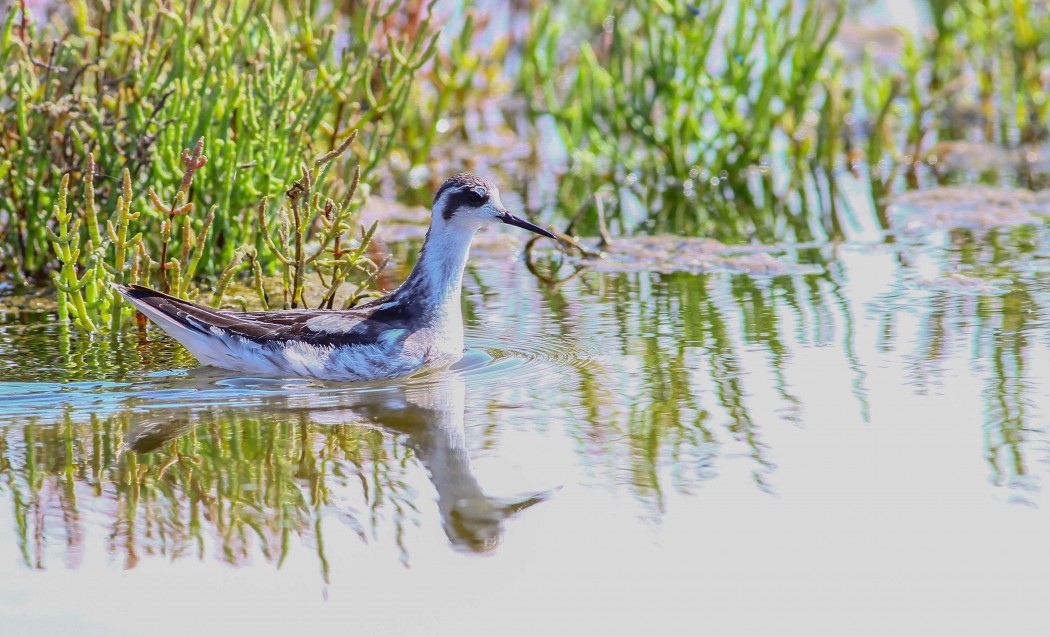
[2,222,1050,635]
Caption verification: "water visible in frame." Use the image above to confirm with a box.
[2,220,1050,635]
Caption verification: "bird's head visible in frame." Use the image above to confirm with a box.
[431,173,556,239]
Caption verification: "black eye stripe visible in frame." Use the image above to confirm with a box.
[441,188,489,219]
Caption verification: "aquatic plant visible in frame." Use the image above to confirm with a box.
[520,0,844,237]
[46,139,212,330]
[254,130,383,310]
[49,174,96,331]
[946,0,1050,145]
[0,0,440,286]
[47,132,380,331]
[849,0,1050,205]
[518,0,1050,241]
[374,4,521,205]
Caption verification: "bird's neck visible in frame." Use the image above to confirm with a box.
[396,222,476,332]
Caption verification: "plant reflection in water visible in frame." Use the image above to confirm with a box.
[3,222,1050,580]
[5,368,553,577]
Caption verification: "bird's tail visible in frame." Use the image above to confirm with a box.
[111,283,241,367]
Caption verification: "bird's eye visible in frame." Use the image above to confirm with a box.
[466,188,487,205]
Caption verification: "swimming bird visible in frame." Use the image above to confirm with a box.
[114,173,556,381]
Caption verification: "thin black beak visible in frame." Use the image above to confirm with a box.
[497,209,557,239]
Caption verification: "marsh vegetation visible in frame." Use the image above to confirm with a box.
[2,1,1050,634]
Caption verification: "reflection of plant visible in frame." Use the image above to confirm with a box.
[957,234,1043,500]
[867,227,1049,503]
[11,221,1050,566]
[983,285,1036,496]
[0,406,420,577]
[525,267,836,507]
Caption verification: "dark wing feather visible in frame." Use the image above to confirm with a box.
[116,285,411,347]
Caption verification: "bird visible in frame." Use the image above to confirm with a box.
[114,173,556,382]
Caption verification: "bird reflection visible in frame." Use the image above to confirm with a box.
[315,371,553,552]
[120,369,553,553]
[123,418,195,454]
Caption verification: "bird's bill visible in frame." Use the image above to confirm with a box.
[498,210,557,239]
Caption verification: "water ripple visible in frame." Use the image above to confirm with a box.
[0,328,598,422]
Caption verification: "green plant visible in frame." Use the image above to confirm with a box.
[48,139,212,331]
[48,132,380,331]
[255,131,382,310]
[1,0,441,286]
[957,0,1050,144]
[520,0,844,236]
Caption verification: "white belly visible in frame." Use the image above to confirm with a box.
[192,325,466,382]
[186,334,427,382]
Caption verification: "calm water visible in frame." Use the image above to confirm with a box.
[2,220,1050,635]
